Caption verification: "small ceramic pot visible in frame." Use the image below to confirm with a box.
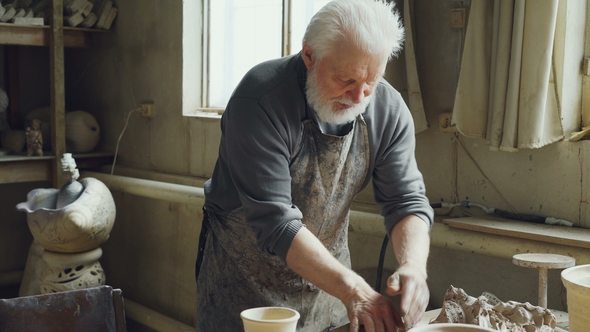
[66,111,100,153]
[1,130,26,154]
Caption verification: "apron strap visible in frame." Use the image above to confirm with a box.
[195,207,210,281]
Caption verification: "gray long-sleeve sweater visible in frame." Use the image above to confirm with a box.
[204,53,434,261]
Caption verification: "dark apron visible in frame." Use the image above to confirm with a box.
[196,116,370,331]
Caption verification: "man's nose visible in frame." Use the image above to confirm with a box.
[347,84,370,104]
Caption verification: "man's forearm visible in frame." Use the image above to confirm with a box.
[285,226,367,302]
[390,214,430,277]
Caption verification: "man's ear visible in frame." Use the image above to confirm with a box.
[302,42,314,70]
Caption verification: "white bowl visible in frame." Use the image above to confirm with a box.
[240,307,300,332]
[410,323,495,332]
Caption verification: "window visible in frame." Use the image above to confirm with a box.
[183,0,329,117]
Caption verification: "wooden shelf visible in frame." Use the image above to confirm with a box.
[443,216,590,249]
[0,152,114,184]
[0,23,107,48]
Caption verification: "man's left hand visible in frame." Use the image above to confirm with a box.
[385,264,429,329]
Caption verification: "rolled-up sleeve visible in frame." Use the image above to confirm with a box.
[222,96,304,260]
[370,90,434,235]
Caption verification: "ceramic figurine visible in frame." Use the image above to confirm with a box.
[56,153,84,209]
[25,119,43,156]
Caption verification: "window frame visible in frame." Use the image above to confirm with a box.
[183,0,293,117]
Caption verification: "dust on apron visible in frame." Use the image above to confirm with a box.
[196,115,370,332]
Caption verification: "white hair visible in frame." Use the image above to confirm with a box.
[303,0,405,61]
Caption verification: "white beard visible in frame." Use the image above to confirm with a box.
[305,66,372,125]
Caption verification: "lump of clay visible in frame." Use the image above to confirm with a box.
[431,285,556,332]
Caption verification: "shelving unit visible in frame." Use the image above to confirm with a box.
[0,0,113,187]
[0,23,96,48]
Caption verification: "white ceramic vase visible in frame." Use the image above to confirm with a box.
[65,110,100,153]
[16,177,116,253]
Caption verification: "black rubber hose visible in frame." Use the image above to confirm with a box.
[375,203,441,292]
[375,234,389,293]
[493,208,546,224]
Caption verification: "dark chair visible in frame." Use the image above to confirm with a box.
[0,285,127,332]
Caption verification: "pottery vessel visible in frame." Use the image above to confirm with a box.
[241,307,300,332]
[16,177,116,253]
[561,264,590,332]
[66,110,100,153]
[1,130,26,154]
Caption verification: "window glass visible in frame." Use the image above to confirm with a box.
[209,0,283,107]
[290,0,330,54]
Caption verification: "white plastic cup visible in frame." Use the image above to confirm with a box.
[240,307,300,332]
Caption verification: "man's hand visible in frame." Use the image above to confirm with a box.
[385,265,429,329]
[387,215,431,329]
[343,281,403,332]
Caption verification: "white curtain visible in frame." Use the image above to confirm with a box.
[404,0,429,134]
[451,0,564,151]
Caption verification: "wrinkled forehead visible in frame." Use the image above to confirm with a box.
[320,45,388,79]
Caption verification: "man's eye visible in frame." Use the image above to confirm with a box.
[338,78,353,85]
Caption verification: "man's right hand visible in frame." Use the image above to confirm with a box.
[342,279,403,332]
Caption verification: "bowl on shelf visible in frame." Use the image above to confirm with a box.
[1,130,26,154]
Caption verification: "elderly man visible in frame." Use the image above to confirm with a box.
[195,0,434,331]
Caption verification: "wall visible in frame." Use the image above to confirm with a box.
[0,0,587,330]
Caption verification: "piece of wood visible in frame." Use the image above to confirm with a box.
[12,8,26,19]
[443,217,590,249]
[0,24,90,48]
[101,6,115,30]
[93,0,111,29]
[11,17,44,25]
[0,5,16,22]
[64,0,88,14]
[50,0,66,188]
[64,11,83,27]
[81,1,92,16]
[78,11,95,28]
[0,156,53,183]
